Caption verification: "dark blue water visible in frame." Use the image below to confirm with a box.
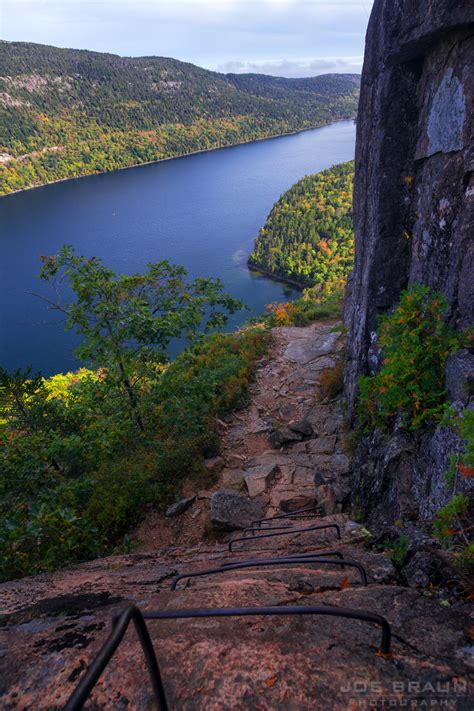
[0,120,355,375]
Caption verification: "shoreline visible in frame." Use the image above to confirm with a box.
[247,263,307,291]
[0,117,356,198]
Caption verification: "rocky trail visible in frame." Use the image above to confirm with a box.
[1,321,472,709]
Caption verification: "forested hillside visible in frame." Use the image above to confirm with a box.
[249,161,354,287]
[0,41,359,194]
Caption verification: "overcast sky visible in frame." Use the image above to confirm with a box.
[0,0,373,77]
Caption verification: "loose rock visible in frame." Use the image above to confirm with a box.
[244,464,279,498]
[288,419,313,436]
[211,490,264,530]
[165,496,196,518]
[269,426,303,448]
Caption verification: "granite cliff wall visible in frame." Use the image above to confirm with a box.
[344,0,474,530]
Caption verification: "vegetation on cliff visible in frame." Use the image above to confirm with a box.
[356,284,473,577]
[357,285,470,432]
[248,161,354,287]
[0,41,359,194]
[0,249,271,581]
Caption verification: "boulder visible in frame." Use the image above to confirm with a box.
[243,464,279,498]
[314,453,351,478]
[165,496,196,518]
[269,426,302,448]
[307,435,337,455]
[288,419,313,436]
[211,490,264,530]
[403,551,442,588]
[280,494,316,513]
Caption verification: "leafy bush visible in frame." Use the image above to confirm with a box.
[262,278,344,328]
[0,250,271,581]
[387,533,410,568]
[357,285,469,431]
[431,407,474,581]
[433,493,470,545]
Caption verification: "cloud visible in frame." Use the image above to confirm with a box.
[216,57,364,78]
[1,0,373,69]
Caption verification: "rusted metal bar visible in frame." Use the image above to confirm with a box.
[143,605,391,654]
[220,549,345,567]
[242,523,298,537]
[252,505,321,528]
[64,605,167,711]
[170,557,367,590]
[229,522,341,551]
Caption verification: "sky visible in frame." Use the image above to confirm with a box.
[0,0,373,77]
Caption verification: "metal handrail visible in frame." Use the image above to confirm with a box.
[64,605,167,711]
[229,523,341,551]
[65,603,391,709]
[143,606,391,654]
[170,556,367,590]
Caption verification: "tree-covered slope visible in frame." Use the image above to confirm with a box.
[248,161,354,288]
[0,41,360,194]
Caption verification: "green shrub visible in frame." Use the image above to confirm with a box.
[387,533,410,568]
[433,493,470,545]
[261,278,344,328]
[0,326,271,581]
[357,285,469,431]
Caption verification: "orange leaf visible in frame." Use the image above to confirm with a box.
[459,464,474,477]
[264,675,278,688]
[339,576,350,590]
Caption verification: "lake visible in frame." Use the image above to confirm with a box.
[0,120,355,375]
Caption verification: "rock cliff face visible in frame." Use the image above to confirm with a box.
[345,1,474,527]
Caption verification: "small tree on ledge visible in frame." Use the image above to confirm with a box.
[38,245,243,432]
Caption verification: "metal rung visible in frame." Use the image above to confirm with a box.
[253,505,321,528]
[220,549,345,567]
[229,523,341,551]
[170,557,367,590]
[65,604,391,710]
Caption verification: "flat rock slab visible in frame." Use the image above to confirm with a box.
[284,331,341,365]
[244,464,279,498]
[307,435,337,455]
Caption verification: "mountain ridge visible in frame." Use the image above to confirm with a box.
[0,40,360,194]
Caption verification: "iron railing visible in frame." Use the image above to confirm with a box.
[229,522,341,551]
[64,603,391,710]
[252,505,322,528]
[171,556,367,590]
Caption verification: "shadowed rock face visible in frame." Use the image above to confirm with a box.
[345,0,474,406]
[344,0,474,527]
